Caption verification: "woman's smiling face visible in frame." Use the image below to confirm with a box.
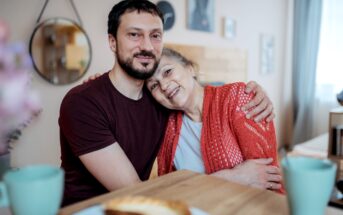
[146,55,196,110]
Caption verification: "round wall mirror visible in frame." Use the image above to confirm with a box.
[29,18,92,85]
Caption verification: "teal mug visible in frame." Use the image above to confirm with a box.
[282,157,336,215]
[0,165,64,215]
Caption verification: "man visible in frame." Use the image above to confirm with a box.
[59,0,275,206]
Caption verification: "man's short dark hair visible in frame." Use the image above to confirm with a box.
[108,0,164,37]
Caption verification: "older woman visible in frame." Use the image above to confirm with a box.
[146,48,284,192]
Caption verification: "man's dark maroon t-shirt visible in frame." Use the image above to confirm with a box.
[59,72,168,206]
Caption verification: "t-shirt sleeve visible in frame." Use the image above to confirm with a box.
[59,93,116,156]
[229,83,279,167]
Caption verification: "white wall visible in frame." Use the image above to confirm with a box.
[0,0,292,167]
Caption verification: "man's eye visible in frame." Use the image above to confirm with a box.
[151,33,162,40]
[129,33,139,39]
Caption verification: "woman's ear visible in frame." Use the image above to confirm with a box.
[188,66,197,79]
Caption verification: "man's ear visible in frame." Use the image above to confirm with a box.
[108,34,116,52]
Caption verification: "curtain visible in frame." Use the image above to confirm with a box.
[313,0,343,136]
[292,0,323,145]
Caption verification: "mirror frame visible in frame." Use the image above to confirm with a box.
[29,17,92,85]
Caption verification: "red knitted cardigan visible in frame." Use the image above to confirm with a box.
[157,83,284,192]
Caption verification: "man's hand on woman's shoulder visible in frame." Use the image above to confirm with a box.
[242,81,275,122]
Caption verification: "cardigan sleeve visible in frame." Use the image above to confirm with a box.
[228,83,279,167]
[228,83,285,194]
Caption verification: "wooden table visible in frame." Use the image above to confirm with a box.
[58,170,342,215]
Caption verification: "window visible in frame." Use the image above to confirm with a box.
[316,0,343,100]
[313,0,343,136]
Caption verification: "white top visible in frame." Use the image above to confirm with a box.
[173,114,205,173]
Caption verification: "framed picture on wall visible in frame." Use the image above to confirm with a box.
[223,17,236,39]
[156,1,176,31]
[187,0,214,32]
[260,34,275,75]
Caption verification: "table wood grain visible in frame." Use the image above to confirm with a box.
[58,170,342,215]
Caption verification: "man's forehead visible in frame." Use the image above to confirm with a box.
[119,11,163,30]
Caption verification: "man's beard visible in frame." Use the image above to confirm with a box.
[116,49,159,80]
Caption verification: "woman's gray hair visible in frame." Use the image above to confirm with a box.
[162,48,199,73]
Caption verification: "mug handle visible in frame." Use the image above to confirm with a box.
[0,182,9,207]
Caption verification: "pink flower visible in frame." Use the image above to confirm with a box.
[0,20,9,43]
[0,20,41,155]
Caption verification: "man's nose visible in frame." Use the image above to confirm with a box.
[140,36,153,51]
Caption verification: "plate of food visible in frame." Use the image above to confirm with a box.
[73,196,208,215]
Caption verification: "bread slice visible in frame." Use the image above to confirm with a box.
[103,196,191,215]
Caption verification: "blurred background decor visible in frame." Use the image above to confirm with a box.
[0,19,41,177]
[28,0,92,85]
[337,89,343,106]
[156,1,176,31]
[187,0,214,32]
[29,17,92,85]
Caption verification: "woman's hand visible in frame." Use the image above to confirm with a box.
[242,81,274,122]
[83,73,102,84]
[211,158,282,191]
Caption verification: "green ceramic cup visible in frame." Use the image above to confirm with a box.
[0,165,64,215]
[282,157,336,215]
